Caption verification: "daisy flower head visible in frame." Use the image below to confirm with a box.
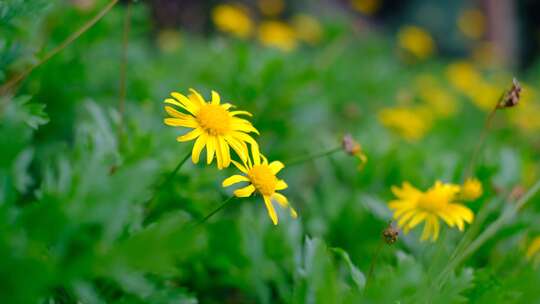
[388,181,474,242]
[163,88,259,169]
[222,146,297,225]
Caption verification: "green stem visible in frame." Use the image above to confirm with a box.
[118,1,131,122]
[0,0,119,95]
[145,151,191,214]
[437,179,540,287]
[285,146,341,167]
[366,238,384,290]
[194,196,236,227]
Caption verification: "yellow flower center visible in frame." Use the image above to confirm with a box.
[417,191,447,213]
[197,104,231,136]
[248,165,277,196]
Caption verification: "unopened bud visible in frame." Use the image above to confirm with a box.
[382,223,399,244]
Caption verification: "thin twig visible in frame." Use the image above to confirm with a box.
[118,1,132,122]
[464,103,499,179]
[193,196,236,227]
[285,146,341,167]
[145,151,191,215]
[366,238,384,289]
[0,0,119,95]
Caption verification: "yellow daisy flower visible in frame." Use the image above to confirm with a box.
[222,147,297,225]
[258,20,298,52]
[212,4,253,38]
[397,25,435,60]
[378,106,432,141]
[163,88,259,169]
[461,178,483,201]
[388,181,474,242]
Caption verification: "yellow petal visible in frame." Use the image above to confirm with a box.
[407,212,427,229]
[420,218,433,241]
[231,160,249,174]
[275,180,288,190]
[170,92,199,114]
[164,118,197,128]
[215,139,223,169]
[272,192,288,208]
[177,128,202,142]
[230,110,253,117]
[269,161,284,174]
[263,195,278,225]
[218,137,231,168]
[189,88,206,105]
[191,133,207,164]
[206,136,216,165]
[211,90,221,105]
[431,217,440,241]
[164,105,191,119]
[224,135,248,162]
[234,184,255,197]
[222,175,249,187]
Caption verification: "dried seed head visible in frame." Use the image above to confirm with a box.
[342,133,361,155]
[342,133,368,170]
[382,223,399,244]
[498,78,521,109]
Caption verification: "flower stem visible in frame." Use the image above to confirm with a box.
[0,0,119,96]
[464,104,499,178]
[194,196,236,227]
[436,179,540,288]
[285,146,341,167]
[145,151,191,215]
[366,238,384,290]
[118,1,131,123]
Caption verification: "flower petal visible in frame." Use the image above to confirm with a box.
[191,133,207,164]
[263,195,278,225]
[269,161,284,174]
[230,110,253,117]
[222,175,249,187]
[177,128,202,142]
[234,184,255,197]
[206,136,216,165]
[164,118,197,128]
[211,90,221,105]
[275,180,288,190]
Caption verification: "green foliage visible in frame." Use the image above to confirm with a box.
[1,1,540,303]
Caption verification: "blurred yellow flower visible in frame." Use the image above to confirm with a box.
[258,20,297,52]
[258,0,285,17]
[468,82,501,111]
[292,14,323,45]
[509,86,540,133]
[526,236,540,266]
[458,9,485,40]
[446,61,502,111]
[446,61,481,93]
[212,4,253,38]
[378,106,431,141]
[461,178,483,201]
[350,0,381,15]
[397,25,435,60]
[416,75,458,117]
[163,89,259,169]
[156,29,182,53]
[389,181,474,242]
[222,147,296,225]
